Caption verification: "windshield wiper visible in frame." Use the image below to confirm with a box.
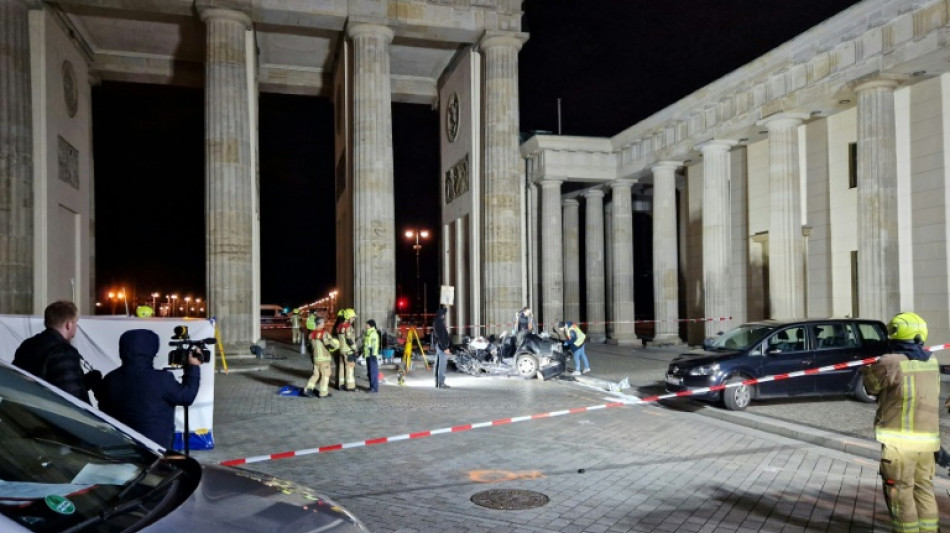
[60,465,183,533]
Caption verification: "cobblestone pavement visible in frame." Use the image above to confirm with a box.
[193,341,950,532]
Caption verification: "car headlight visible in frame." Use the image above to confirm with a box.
[688,363,719,376]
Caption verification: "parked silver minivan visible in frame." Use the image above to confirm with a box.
[0,361,368,532]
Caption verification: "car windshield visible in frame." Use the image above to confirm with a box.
[708,325,776,350]
[0,364,184,532]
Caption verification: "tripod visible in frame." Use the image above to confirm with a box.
[402,326,429,371]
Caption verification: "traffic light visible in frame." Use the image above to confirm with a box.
[397,297,408,310]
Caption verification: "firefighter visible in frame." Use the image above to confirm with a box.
[290,308,302,344]
[862,312,940,533]
[333,308,358,391]
[302,317,337,398]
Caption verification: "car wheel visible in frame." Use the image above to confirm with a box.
[722,376,752,411]
[853,380,877,403]
[515,354,539,379]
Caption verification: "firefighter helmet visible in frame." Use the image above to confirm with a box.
[888,311,928,344]
[135,305,154,318]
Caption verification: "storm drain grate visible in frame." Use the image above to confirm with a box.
[470,489,550,510]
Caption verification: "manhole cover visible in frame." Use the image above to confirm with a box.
[470,489,550,510]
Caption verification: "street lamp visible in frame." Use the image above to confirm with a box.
[108,292,116,314]
[151,292,159,311]
[170,294,178,317]
[404,229,430,318]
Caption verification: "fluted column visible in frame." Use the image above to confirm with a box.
[699,141,737,336]
[563,199,580,323]
[349,23,396,329]
[540,179,563,327]
[604,199,614,339]
[608,180,638,345]
[855,77,900,321]
[584,189,606,342]
[759,113,808,319]
[201,7,254,352]
[651,161,682,345]
[481,32,526,333]
[0,0,34,313]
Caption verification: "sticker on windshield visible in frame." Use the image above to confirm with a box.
[45,494,76,515]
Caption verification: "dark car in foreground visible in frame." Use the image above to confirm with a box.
[665,318,889,410]
[0,361,368,532]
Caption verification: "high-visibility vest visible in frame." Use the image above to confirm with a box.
[306,315,316,330]
[568,324,586,348]
[363,328,380,358]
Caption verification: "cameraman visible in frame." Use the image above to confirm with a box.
[97,329,201,450]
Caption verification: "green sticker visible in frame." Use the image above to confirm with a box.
[44,494,76,515]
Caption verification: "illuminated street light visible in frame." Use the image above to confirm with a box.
[404,229,430,317]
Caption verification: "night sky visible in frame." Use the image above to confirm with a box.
[93,0,861,313]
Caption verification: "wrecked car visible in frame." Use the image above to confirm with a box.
[453,331,566,380]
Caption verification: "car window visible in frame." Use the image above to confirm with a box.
[766,326,806,352]
[813,323,858,349]
[0,365,186,532]
[857,322,887,344]
[708,325,774,351]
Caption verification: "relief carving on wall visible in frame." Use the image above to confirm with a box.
[444,153,470,205]
[57,136,80,190]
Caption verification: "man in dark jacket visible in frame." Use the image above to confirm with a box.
[432,305,451,389]
[97,329,201,450]
[13,300,100,404]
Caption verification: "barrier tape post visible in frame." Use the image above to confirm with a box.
[219,341,950,467]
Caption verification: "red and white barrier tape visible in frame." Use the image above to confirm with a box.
[439,316,734,331]
[222,344,949,467]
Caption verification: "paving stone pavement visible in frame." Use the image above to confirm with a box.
[192,341,950,532]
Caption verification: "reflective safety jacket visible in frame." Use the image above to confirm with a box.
[568,324,586,348]
[309,330,336,362]
[862,352,941,452]
[305,315,316,331]
[336,321,357,356]
[363,328,380,358]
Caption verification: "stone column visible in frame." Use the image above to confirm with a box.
[584,189,606,342]
[0,0,34,314]
[699,141,737,336]
[855,77,900,321]
[651,161,682,345]
[201,7,255,352]
[540,179,563,328]
[480,32,526,334]
[604,199,614,339]
[563,198,580,323]
[758,113,808,319]
[349,24,396,330]
[608,179,638,345]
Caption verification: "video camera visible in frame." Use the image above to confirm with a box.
[168,325,214,366]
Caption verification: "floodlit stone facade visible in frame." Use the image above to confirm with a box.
[522,0,950,345]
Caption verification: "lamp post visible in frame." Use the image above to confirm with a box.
[108,292,116,314]
[151,292,159,311]
[404,229,429,319]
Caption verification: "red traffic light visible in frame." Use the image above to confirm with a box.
[397,297,408,309]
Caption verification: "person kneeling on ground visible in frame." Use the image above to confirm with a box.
[97,329,201,450]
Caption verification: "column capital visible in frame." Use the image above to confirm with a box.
[696,139,737,154]
[756,112,809,131]
[562,198,579,207]
[582,188,605,200]
[347,23,395,43]
[652,160,683,172]
[539,177,564,188]
[608,178,636,190]
[479,31,529,52]
[198,7,251,27]
[852,73,907,94]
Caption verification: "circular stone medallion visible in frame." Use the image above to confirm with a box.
[445,92,460,142]
[470,489,550,510]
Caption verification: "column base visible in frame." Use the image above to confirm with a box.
[647,334,683,347]
[607,336,640,347]
[586,333,607,344]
